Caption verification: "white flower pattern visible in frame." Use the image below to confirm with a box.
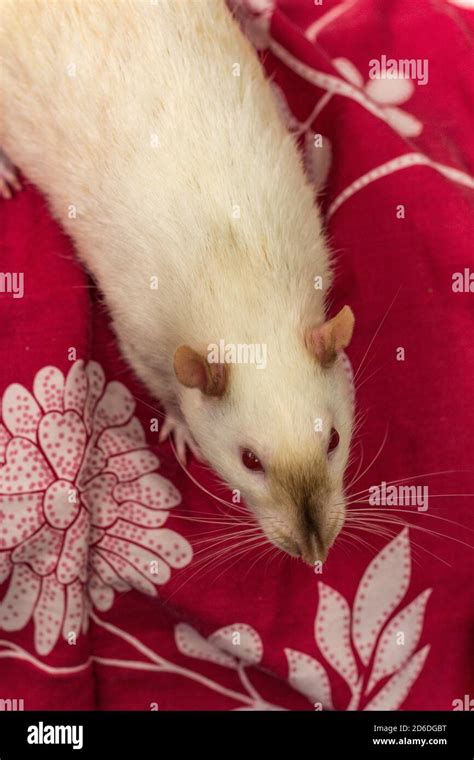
[0,360,192,654]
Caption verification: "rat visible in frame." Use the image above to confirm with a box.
[0,0,355,565]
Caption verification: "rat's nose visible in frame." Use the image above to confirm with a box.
[296,500,332,564]
[298,533,329,565]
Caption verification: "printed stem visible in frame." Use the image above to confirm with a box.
[93,655,255,707]
[237,664,265,704]
[305,0,357,41]
[90,612,284,710]
[290,93,333,138]
[0,640,92,675]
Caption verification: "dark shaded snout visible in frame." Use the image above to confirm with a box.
[296,499,332,564]
[268,454,337,565]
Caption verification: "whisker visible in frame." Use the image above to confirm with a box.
[345,519,452,568]
[343,503,474,536]
[342,522,429,567]
[130,393,167,421]
[346,438,365,490]
[191,527,263,549]
[169,532,273,596]
[354,360,389,392]
[211,537,275,585]
[353,286,401,383]
[191,531,265,562]
[188,536,271,589]
[345,469,472,500]
[343,512,474,551]
[339,528,379,555]
[345,424,389,491]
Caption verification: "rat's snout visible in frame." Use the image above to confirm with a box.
[267,498,339,565]
[296,531,329,565]
[272,515,333,564]
[294,500,334,565]
[267,457,344,564]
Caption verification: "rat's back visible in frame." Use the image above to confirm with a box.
[0,0,329,388]
[0,0,258,223]
[0,0,322,270]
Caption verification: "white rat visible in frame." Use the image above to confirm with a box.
[0,0,355,564]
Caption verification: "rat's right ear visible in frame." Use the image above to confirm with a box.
[174,345,228,397]
[307,305,355,368]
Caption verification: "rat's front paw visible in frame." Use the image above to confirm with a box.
[159,411,204,465]
[0,149,21,199]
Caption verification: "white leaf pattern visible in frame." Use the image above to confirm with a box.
[383,106,423,136]
[365,77,414,106]
[367,589,432,692]
[332,58,364,87]
[364,646,430,710]
[353,528,411,665]
[285,648,333,709]
[209,624,263,665]
[174,623,236,668]
[315,582,359,687]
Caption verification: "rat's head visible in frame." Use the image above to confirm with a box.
[174,306,355,565]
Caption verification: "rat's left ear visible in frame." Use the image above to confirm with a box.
[307,305,355,367]
[174,345,228,397]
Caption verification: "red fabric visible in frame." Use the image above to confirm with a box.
[1,0,473,711]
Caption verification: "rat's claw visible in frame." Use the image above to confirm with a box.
[183,432,206,464]
[158,414,177,443]
[0,150,21,200]
[159,411,204,465]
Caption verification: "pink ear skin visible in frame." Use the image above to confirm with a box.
[308,305,355,368]
[174,345,228,397]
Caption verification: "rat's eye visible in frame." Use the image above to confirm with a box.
[327,427,340,455]
[242,448,265,473]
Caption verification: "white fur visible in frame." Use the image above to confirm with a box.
[0,0,354,560]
